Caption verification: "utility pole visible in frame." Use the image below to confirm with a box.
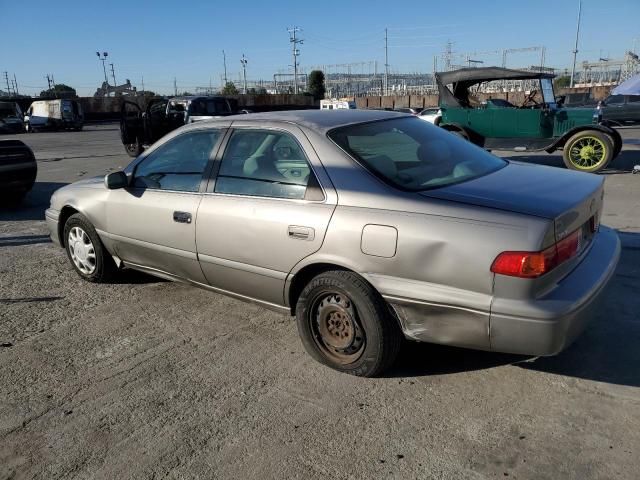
[96,51,110,95]
[222,50,228,85]
[570,0,582,88]
[174,77,177,96]
[384,28,389,96]
[110,63,117,88]
[12,74,19,96]
[141,75,145,93]
[3,72,11,96]
[240,54,248,94]
[288,26,303,94]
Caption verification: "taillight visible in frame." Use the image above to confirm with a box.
[491,228,582,278]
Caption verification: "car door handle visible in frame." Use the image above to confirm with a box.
[173,211,192,224]
[288,225,314,241]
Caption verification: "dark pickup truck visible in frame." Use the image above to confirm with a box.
[558,93,640,126]
[120,96,239,157]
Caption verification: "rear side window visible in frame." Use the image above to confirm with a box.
[214,129,320,200]
[328,117,506,191]
[607,95,624,104]
[628,96,640,103]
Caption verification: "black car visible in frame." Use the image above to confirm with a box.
[558,93,640,126]
[120,96,239,157]
[0,140,37,202]
[598,94,640,125]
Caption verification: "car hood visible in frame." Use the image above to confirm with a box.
[71,175,104,188]
[421,161,603,219]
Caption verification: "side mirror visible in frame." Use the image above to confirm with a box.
[105,171,129,190]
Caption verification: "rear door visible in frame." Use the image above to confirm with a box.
[603,95,626,123]
[195,124,337,307]
[623,95,640,124]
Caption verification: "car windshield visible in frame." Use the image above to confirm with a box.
[328,117,506,191]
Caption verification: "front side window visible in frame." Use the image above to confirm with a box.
[607,95,624,104]
[133,130,220,192]
[214,129,316,200]
[628,96,640,103]
[329,117,506,191]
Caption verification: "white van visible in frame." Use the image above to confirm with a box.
[24,99,84,132]
[320,99,356,110]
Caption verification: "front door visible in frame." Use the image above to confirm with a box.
[104,128,224,282]
[195,126,336,307]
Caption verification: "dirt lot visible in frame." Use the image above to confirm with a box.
[1,124,640,479]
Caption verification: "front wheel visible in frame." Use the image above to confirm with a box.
[124,137,143,157]
[295,270,402,377]
[562,130,613,173]
[63,213,117,283]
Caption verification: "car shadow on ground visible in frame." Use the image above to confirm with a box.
[0,182,67,221]
[388,232,640,388]
[504,149,640,174]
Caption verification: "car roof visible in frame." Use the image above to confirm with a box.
[191,109,411,134]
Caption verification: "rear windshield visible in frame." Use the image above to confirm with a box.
[328,117,506,191]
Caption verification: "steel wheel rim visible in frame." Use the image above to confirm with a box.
[125,143,138,154]
[68,226,96,274]
[310,291,365,365]
[568,136,606,169]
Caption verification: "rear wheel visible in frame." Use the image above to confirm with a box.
[562,130,613,173]
[295,270,402,377]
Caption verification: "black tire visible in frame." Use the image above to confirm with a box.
[450,128,469,141]
[124,137,143,157]
[63,213,117,283]
[562,130,613,173]
[295,270,402,377]
[2,190,28,205]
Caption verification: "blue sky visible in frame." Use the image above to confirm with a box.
[2,0,639,96]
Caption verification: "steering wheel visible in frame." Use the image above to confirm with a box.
[522,90,539,108]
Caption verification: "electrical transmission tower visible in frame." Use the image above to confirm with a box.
[3,72,11,96]
[288,26,303,94]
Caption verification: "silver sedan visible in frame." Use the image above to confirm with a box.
[45,110,620,377]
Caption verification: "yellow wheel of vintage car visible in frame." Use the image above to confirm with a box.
[563,131,613,173]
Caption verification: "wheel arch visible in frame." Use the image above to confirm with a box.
[547,124,621,154]
[439,123,484,146]
[287,262,351,315]
[57,205,80,247]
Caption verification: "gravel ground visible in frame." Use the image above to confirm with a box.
[1,124,639,480]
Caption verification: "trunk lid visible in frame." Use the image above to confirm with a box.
[422,161,604,243]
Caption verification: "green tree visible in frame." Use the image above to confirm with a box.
[40,84,77,98]
[554,76,571,89]
[221,82,239,95]
[307,70,326,100]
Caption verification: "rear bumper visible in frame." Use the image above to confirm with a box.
[489,226,620,356]
[45,208,61,247]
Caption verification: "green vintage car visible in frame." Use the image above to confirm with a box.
[436,67,622,173]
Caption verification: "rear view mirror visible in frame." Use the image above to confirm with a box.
[105,171,129,189]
